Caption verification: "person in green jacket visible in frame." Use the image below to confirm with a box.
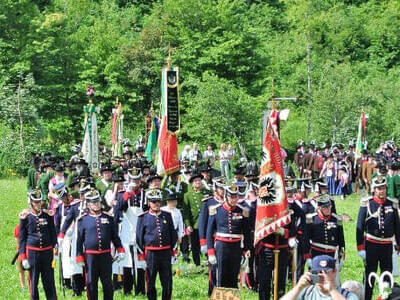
[386,162,400,199]
[162,170,188,209]
[27,156,41,192]
[95,164,113,211]
[37,160,54,208]
[183,172,212,266]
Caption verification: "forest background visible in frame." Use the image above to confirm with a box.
[1,0,399,177]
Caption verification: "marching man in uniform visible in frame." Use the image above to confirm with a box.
[256,191,297,300]
[305,194,345,260]
[54,183,75,291]
[76,189,125,300]
[114,168,146,296]
[356,176,400,300]
[206,184,251,289]
[58,178,92,296]
[19,188,57,300]
[198,176,226,295]
[136,189,178,300]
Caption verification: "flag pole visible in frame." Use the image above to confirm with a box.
[273,248,280,300]
[291,247,297,287]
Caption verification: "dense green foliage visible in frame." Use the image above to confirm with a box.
[1,0,399,176]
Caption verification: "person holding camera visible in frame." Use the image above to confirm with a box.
[280,255,358,300]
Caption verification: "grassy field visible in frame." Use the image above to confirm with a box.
[0,178,396,299]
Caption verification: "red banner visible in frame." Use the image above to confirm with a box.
[361,110,367,139]
[255,109,291,245]
[157,115,179,175]
[111,109,117,146]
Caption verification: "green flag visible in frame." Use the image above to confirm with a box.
[145,118,158,163]
[354,110,366,168]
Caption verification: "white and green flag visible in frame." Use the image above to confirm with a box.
[354,110,367,167]
[82,102,99,170]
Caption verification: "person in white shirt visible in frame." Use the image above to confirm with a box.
[227,143,235,161]
[180,145,191,162]
[203,144,216,167]
[218,143,230,181]
[189,143,202,164]
[162,192,184,244]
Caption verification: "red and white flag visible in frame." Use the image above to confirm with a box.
[255,109,291,245]
[156,66,180,175]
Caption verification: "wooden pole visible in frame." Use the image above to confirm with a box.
[291,248,297,287]
[273,249,280,300]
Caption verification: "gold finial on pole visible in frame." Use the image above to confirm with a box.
[116,96,119,106]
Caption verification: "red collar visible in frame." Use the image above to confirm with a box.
[317,209,331,221]
[130,188,142,196]
[223,202,236,211]
[373,196,386,205]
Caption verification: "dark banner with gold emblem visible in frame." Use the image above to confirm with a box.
[166,68,180,134]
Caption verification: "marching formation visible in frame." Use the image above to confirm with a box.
[14,137,400,300]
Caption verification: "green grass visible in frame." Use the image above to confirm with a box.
[0,179,397,299]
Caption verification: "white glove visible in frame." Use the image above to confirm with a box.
[358,250,366,260]
[171,256,177,265]
[77,261,85,267]
[208,255,217,265]
[66,229,73,237]
[306,258,312,267]
[57,237,63,250]
[137,260,146,269]
[201,245,207,255]
[275,227,285,236]
[288,238,297,248]
[116,252,125,262]
[22,259,30,270]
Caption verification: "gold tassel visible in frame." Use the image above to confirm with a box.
[52,248,57,269]
[117,265,122,282]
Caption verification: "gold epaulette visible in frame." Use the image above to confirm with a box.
[19,209,29,219]
[209,204,221,216]
[237,204,250,217]
[360,197,371,207]
[331,213,342,226]
[306,212,317,224]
